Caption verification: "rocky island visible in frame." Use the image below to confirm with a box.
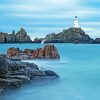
[44,28,93,43]
[0,28,32,43]
[42,28,100,44]
[7,45,60,60]
[32,28,100,44]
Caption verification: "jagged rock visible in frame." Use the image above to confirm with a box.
[0,54,7,58]
[45,28,94,44]
[44,45,60,59]
[0,54,59,95]
[32,70,44,76]
[6,34,16,43]
[0,28,32,43]
[0,32,7,43]
[22,62,39,69]
[16,53,30,60]
[7,58,21,61]
[7,47,21,57]
[7,75,31,83]
[16,28,32,43]
[94,38,100,43]
[44,70,59,78]
[0,56,8,76]
[0,78,22,89]
[33,38,44,43]
[7,60,24,71]
[7,45,60,60]
[0,88,5,95]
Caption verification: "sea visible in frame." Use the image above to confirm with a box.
[0,43,100,100]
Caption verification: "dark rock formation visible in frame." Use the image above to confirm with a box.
[0,88,5,95]
[0,56,8,76]
[45,70,59,78]
[0,78,22,89]
[0,56,59,95]
[94,38,100,44]
[44,28,94,44]
[6,34,16,43]
[7,45,60,60]
[16,28,32,43]
[33,38,44,43]
[0,28,32,43]
[0,32,8,43]
[0,54,7,58]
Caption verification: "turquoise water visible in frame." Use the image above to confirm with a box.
[1,43,100,100]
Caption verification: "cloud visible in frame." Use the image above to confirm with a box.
[2,6,100,21]
[81,22,100,26]
[82,27,100,38]
[0,4,44,13]
[44,0,80,6]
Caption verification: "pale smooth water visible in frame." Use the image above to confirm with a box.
[0,43,100,100]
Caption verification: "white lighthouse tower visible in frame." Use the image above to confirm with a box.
[74,16,79,28]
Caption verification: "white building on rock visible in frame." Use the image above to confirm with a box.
[74,16,79,28]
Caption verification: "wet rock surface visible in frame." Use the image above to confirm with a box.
[0,56,8,76]
[0,56,59,95]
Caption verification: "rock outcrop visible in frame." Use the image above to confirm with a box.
[0,56,8,76]
[33,38,44,43]
[7,45,60,60]
[0,33,8,43]
[16,28,32,43]
[0,55,59,95]
[94,38,100,44]
[0,28,32,43]
[44,28,94,44]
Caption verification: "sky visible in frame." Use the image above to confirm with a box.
[0,0,100,40]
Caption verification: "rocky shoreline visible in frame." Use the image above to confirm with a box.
[0,55,59,95]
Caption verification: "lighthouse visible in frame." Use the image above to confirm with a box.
[74,16,79,28]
